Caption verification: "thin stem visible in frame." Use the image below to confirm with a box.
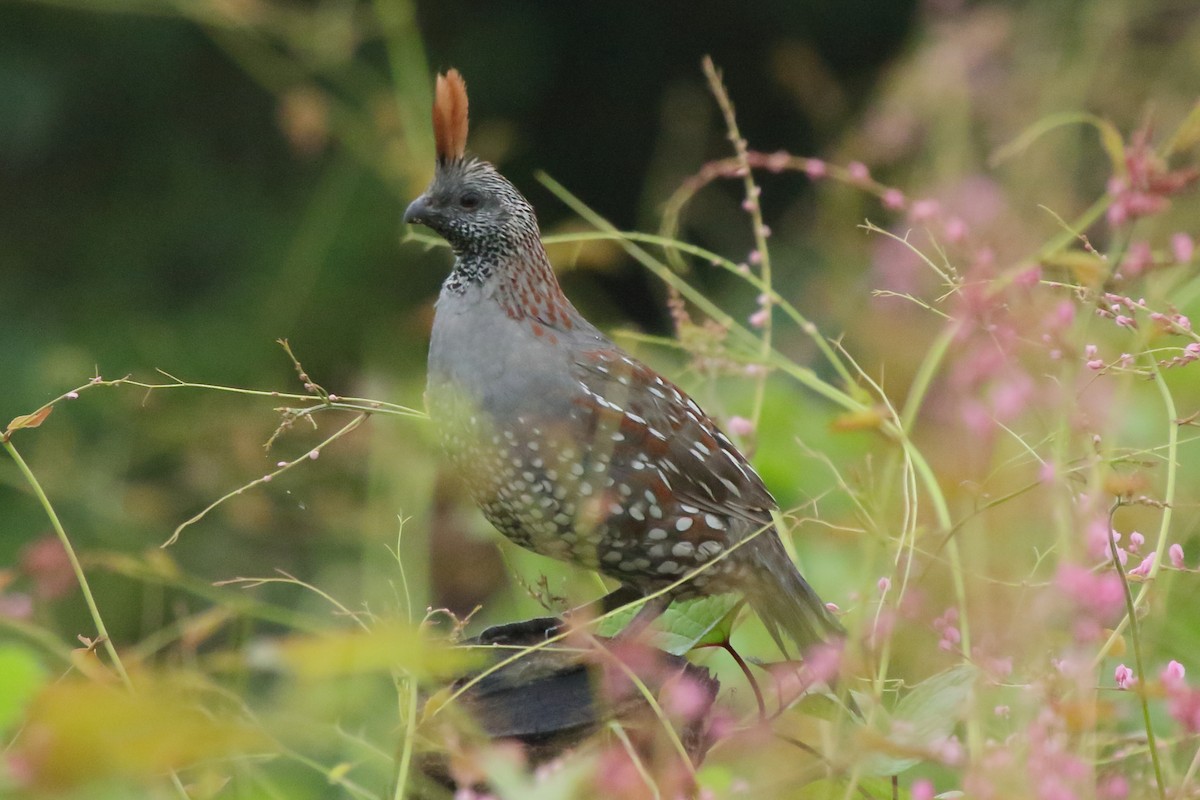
[701,56,775,430]
[3,439,132,690]
[1107,501,1167,799]
[391,673,419,800]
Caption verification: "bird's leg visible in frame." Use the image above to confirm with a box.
[613,593,671,643]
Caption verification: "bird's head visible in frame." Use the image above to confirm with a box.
[404,70,538,254]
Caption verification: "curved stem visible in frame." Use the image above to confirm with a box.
[3,439,132,690]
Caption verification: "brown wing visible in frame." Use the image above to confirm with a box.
[570,347,777,530]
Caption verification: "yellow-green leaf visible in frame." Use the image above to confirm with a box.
[0,645,47,732]
[20,677,270,790]
[270,622,480,681]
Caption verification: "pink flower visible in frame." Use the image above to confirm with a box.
[749,309,769,329]
[1114,315,1137,330]
[1039,461,1057,484]
[1114,663,1135,689]
[1170,542,1186,568]
[1162,660,1186,687]
[847,161,871,183]
[1167,686,1200,733]
[803,159,827,179]
[881,188,905,210]
[1123,240,1152,276]
[660,673,713,722]
[943,216,968,243]
[877,576,891,594]
[1087,358,1105,370]
[909,198,940,222]
[1056,564,1124,621]
[1172,232,1195,263]
[910,779,934,800]
[1099,774,1130,800]
[1128,553,1155,578]
[727,416,754,437]
[1127,531,1144,552]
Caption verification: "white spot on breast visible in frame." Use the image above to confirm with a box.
[657,560,680,574]
[648,528,667,540]
[672,541,695,558]
[704,514,726,530]
[676,518,693,532]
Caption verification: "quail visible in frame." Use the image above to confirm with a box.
[404,70,843,656]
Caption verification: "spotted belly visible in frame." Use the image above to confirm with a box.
[436,411,736,593]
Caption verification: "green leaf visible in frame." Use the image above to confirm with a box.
[263,622,481,681]
[990,111,1125,177]
[857,664,977,777]
[595,594,743,655]
[1165,101,1200,157]
[0,644,47,732]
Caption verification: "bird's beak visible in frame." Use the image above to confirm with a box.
[404,195,430,225]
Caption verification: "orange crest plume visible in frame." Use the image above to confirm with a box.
[433,69,469,164]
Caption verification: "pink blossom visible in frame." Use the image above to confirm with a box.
[748,309,769,329]
[910,198,940,222]
[1127,531,1144,552]
[308,449,320,460]
[994,704,1010,717]
[66,391,79,399]
[1172,232,1195,263]
[1039,461,1057,484]
[740,197,758,212]
[748,248,762,265]
[877,576,891,594]
[1162,660,1186,687]
[1128,553,1155,578]
[1122,240,1152,277]
[1056,564,1124,621]
[910,779,934,800]
[1114,664,1135,689]
[1099,774,1129,800]
[1169,542,1186,568]
[881,188,906,210]
[803,159,827,179]
[943,216,968,243]
[847,161,871,183]
[1167,686,1200,732]
[1085,344,1098,358]
[1087,358,1105,370]
[1114,315,1137,330]
[727,415,754,437]
[660,673,713,721]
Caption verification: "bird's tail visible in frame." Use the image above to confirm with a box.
[744,531,845,658]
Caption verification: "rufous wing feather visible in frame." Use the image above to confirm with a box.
[433,69,469,164]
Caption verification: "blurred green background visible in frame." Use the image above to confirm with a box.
[3,0,1199,680]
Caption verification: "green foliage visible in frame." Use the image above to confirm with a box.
[4,1,1200,798]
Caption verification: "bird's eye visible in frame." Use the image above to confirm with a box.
[459,192,481,209]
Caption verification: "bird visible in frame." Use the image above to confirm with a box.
[404,69,844,659]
